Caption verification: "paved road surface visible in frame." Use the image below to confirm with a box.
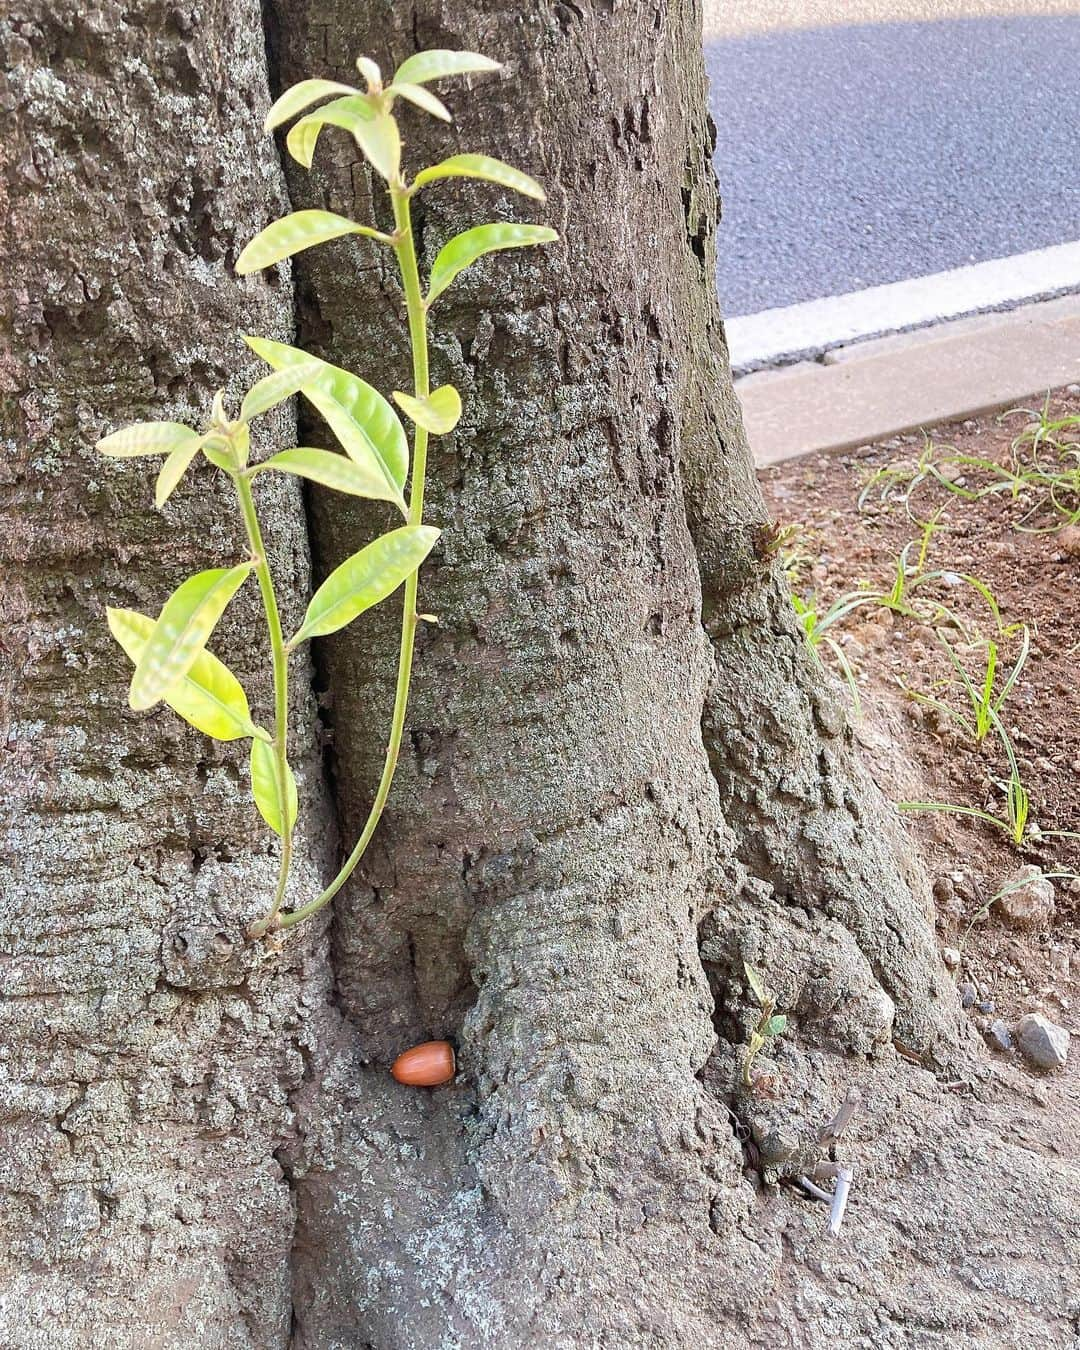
[706,15,1080,317]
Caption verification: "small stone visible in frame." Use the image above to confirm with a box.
[1014,1013,1070,1071]
[1057,525,1080,558]
[958,982,976,1009]
[942,946,961,969]
[977,1000,995,1015]
[984,1019,1012,1053]
[993,865,1055,929]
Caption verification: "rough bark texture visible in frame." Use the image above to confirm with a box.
[266,0,972,1345]
[4,0,1077,1346]
[0,2,337,1341]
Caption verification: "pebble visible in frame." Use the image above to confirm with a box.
[958,981,977,1009]
[1057,525,1080,558]
[984,1019,1012,1053]
[942,947,961,969]
[1014,1013,1070,1071]
[993,865,1055,930]
[977,1000,995,1015]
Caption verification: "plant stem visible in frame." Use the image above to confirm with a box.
[235,471,294,934]
[278,184,429,930]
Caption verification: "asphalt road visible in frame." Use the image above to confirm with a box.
[706,15,1080,317]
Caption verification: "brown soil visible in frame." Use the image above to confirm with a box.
[759,390,1080,1038]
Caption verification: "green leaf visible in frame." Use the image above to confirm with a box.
[393,49,501,87]
[427,222,558,305]
[388,82,451,121]
[97,422,199,459]
[392,384,462,436]
[129,563,253,712]
[198,431,238,473]
[264,78,357,133]
[239,361,323,423]
[107,607,259,741]
[356,56,382,88]
[286,95,401,182]
[250,737,298,837]
[236,210,388,276]
[764,1015,788,1039]
[412,154,545,200]
[743,961,767,1007]
[291,525,440,645]
[256,447,397,499]
[155,440,201,508]
[243,336,408,512]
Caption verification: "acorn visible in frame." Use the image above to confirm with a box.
[390,1039,456,1087]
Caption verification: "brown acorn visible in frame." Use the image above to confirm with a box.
[390,1039,456,1087]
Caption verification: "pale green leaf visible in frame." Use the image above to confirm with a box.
[287,95,401,183]
[264,78,357,133]
[239,361,323,423]
[291,525,440,645]
[155,440,201,508]
[250,737,298,836]
[129,563,253,711]
[427,222,558,305]
[388,82,451,121]
[764,1015,788,1038]
[243,336,408,512]
[412,153,544,200]
[356,56,381,88]
[236,210,388,276]
[392,384,461,436]
[393,49,501,87]
[198,431,238,473]
[256,447,398,499]
[107,607,258,741]
[97,422,199,459]
[743,961,767,1007]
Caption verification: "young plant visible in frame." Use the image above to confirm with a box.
[899,707,1031,845]
[901,625,1030,746]
[95,49,557,938]
[791,593,862,715]
[861,397,1080,534]
[742,961,788,1088]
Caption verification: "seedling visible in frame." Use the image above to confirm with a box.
[791,593,862,715]
[899,707,1032,846]
[742,961,788,1088]
[861,397,1080,534]
[900,625,1030,746]
[94,49,557,936]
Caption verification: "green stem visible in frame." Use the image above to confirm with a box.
[278,184,429,930]
[236,471,294,933]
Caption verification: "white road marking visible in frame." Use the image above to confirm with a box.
[725,240,1080,374]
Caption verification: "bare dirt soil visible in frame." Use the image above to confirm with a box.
[734,391,1080,1348]
[760,391,1080,1036]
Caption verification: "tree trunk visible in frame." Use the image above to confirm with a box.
[7,1,1073,1347]
[265,1,964,1344]
[1,1,338,1340]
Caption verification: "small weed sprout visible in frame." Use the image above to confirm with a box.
[93,49,557,937]
[742,962,788,1088]
[860,396,1080,534]
[900,706,1031,845]
[900,625,1031,746]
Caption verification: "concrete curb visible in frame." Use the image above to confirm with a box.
[725,242,1080,375]
[737,293,1080,468]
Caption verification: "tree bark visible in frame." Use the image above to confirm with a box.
[1,1,338,1340]
[265,1,964,1345]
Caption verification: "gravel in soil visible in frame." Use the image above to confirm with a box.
[758,388,1080,1044]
